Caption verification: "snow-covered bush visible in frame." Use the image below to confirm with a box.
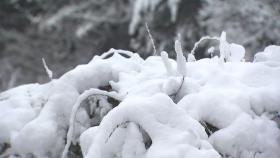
[0,34,280,158]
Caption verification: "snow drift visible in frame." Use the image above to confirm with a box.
[0,33,280,158]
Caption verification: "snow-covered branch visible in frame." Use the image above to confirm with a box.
[62,88,123,158]
[1,36,280,158]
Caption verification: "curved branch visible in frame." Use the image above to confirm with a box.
[105,121,152,150]
[190,36,219,55]
[61,88,123,158]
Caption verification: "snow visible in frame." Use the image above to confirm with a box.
[83,94,220,158]
[254,45,280,62]
[11,80,79,157]
[62,88,123,158]
[219,31,230,62]
[228,43,245,62]
[208,47,215,54]
[1,37,280,158]
[209,114,280,158]
[42,58,53,80]
[175,39,187,76]
[160,51,176,76]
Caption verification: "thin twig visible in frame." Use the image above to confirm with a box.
[42,58,53,81]
[169,76,185,102]
[174,76,185,100]
[105,121,129,143]
[145,23,157,56]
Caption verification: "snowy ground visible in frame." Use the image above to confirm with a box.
[0,33,280,158]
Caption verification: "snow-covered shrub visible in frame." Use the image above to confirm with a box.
[0,34,280,158]
[254,45,280,63]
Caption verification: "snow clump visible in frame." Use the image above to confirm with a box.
[0,34,280,158]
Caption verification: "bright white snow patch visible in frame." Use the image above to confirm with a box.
[254,45,280,62]
[0,43,280,158]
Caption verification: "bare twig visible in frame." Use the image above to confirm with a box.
[145,23,157,56]
[42,58,53,81]
[105,121,129,143]
[7,69,20,89]
[174,76,185,100]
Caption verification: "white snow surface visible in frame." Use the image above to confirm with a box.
[0,44,280,158]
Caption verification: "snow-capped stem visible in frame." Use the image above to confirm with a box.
[187,53,196,62]
[42,58,53,81]
[99,48,115,59]
[175,40,187,76]
[145,23,157,56]
[219,31,229,62]
[190,36,219,56]
[208,47,215,58]
[61,89,123,158]
[161,51,175,76]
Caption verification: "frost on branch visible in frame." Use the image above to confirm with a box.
[42,58,53,80]
[160,51,175,76]
[219,31,246,62]
[190,31,245,63]
[175,39,187,76]
[1,37,280,158]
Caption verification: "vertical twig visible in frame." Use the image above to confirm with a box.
[42,58,53,81]
[175,39,187,76]
[7,69,20,89]
[145,23,157,56]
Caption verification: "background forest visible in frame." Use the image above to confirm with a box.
[1,0,280,91]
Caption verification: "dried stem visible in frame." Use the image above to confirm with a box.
[145,23,157,56]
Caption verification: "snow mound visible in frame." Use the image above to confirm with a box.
[254,45,280,62]
[82,94,220,158]
[0,41,280,158]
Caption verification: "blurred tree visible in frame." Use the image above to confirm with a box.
[0,0,280,91]
[198,0,280,59]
